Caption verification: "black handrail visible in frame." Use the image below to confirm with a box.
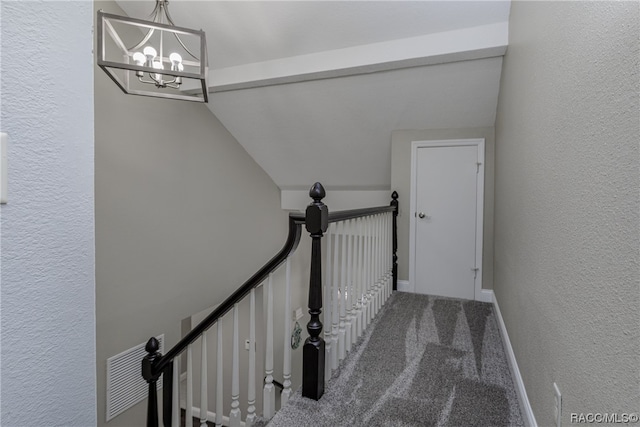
[148,214,305,376]
[328,205,396,223]
[143,183,399,426]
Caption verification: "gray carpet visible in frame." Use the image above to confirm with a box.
[265,292,524,427]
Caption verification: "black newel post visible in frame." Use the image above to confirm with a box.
[302,182,328,400]
[391,191,399,291]
[142,337,161,427]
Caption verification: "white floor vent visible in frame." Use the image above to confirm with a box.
[106,335,164,421]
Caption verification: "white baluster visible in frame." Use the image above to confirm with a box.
[172,356,180,427]
[216,324,223,427]
[200,333,208,427]
[369,215,378,321]
[345,219,353,353]
[368,215,374,325]
[376,214,382,313]
[230,304,241,426]
[363,215,370,330]
[246,289,257,426]
[356,217,364,338]
[384,212,391,302]
[186,345,194,427]
[282,258,293,406]
[380,213,387,308]
[324,224,332,383]
[369,215,378,322]
[263,274,275,420]
[339,220,347,361]
[388,212,393,298]
[387,212,392,300]
[331,221,340,370]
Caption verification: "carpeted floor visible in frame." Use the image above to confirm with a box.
[264,291,524,427]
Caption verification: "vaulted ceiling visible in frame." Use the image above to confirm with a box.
[117,1,511,191]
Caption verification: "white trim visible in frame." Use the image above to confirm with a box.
[180,22,508,93]
[396,280,413,293]
[478,288,493,303]
[409,139,485,301]
[491,291,538,427]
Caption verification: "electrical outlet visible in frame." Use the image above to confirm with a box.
[553,382,562,427]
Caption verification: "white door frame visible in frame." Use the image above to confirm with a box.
[409,139,486,301]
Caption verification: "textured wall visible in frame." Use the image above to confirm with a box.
[0,2,96,425]
[391,127,495,289]
[494,2,639,425]
[94,2,287,425]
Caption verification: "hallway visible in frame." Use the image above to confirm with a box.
[266,292,523,427]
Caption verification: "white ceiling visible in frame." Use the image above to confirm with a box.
[116,1,511,191]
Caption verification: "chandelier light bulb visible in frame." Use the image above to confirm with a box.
[132,52,146,66]
[143,46,157,58]
[178,63,184,72]
[169,52,182,65]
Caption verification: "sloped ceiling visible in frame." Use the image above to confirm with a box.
[117,1,511,190]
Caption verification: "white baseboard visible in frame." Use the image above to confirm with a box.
[396,280,412,292]
[396,281,494,303]
[477,288,494,303]
[491,291,538,427]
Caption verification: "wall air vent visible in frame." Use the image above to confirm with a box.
[106,335,164,421]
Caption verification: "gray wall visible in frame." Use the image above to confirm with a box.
[0,2,97,425]
[391,127,495,289]
[494,2,639,425]
[94,2,287,425]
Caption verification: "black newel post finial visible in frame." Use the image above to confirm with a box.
[142,337,161,427]
[391,191,399,291]
[302,182,328,400]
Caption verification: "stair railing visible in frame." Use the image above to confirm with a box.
[142,182,398,427]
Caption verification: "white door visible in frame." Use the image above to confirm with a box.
[412,141,483,300]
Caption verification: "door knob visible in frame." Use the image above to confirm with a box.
[418,212,428,219]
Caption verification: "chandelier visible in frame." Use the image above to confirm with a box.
[97,0,208,103]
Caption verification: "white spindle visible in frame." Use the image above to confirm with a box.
[380,213,387,308]
[387,212,392,300]
[345,219,353,353]
[376,214,382,313]
[363,215,371,329]
[384,212,391,301]
[370,215,376,316]
[368,216,374,324]
[369,215,378,322]
[246,289,256,426]
[230,305,241,426]
[172,355,180,427]
[216,324,223,427]
[324,224,332,383]
[331,221,340,370]
[186,345,194,427]
[374,215,379,312]
[263,274,275,420]
[339,220,347,361]
[356,217,364,338]
[200,333,208,427]
[282,258,292,405]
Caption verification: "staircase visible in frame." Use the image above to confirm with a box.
[140,183,399,426]
[266,292,525,427]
